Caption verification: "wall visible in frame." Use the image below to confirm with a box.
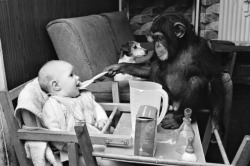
[126,0,193,41]
[0,0,118,90]
[124,0,222,40]
[219,0,250,41]
[200,0,220,39]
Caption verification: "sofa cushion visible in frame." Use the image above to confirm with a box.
[47,15,118,81]
[101,11,135,54]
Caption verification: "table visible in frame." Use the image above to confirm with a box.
[104,113,206,164]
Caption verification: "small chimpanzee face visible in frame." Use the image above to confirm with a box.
[152,32,169,61]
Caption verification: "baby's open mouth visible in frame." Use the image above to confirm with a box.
[76,81,81,87]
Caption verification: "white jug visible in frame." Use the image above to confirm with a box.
[129,81,169,134]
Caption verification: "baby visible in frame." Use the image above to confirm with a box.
[38,60,108,162]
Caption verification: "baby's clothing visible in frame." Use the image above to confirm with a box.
[42,90,108,161]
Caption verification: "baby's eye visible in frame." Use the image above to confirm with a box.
[69,73,73,77]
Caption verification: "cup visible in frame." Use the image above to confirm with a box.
[129,81,169,135]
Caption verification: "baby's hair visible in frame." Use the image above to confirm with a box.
[38,60,69,93]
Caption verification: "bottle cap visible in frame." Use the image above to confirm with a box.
[185,137,195,153]
[184,108,192,119]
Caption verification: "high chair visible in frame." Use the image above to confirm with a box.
[0,78,131,166]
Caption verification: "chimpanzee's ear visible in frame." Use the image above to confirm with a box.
[147,35,154,42]
[174,22,186,38]
[145,31,154,42]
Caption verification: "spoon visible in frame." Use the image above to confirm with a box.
[79,71,108,89]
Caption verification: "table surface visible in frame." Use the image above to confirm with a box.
[104,113,206,163]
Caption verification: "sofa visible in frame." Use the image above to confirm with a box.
[46,11,143,102]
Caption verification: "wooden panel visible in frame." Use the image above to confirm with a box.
[18,129,132,145]
[75,124,97,166]
[0,91,32,166]
[0,39,7,91]
[93,152,229,166]
[99,103,130,112]
[0,94,18,166]
[0,0,118,90]
[68,143,80,166]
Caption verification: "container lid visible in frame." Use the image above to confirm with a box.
[136,105,158,119]
[184,108,192,119]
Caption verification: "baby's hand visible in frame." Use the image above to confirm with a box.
[95,119,107,131]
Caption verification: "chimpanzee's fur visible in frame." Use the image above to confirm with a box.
[105,13,224,133]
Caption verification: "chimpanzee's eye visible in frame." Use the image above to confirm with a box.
[133,45,137,49]
[152,34,165,42]
[153,35,160,41]
[157,36,164,41]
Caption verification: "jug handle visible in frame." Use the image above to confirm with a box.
[157,89,169,125]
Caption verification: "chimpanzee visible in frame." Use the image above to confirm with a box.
[104,13,224,134]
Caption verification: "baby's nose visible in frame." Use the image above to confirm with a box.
[75,75,79,80]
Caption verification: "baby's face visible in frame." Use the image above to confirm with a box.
[55,63,80,97]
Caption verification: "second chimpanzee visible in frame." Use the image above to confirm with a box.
[104,13,224,134]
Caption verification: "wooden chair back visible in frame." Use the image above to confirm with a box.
[0,82,33,166]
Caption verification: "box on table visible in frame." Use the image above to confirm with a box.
[134,105,158,157]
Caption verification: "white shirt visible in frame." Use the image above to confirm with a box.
[42,91,108,161]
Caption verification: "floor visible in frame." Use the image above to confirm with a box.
[205,83,250,165]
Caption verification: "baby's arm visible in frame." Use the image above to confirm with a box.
[94,101,108,121]
[42,106,62,131]
[79,91,108,130]
[93,100,108,131]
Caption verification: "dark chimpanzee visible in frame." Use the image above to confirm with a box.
[104,13,224,134]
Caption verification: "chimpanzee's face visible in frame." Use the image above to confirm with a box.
[150,14,188,62]
[152,32,169,61]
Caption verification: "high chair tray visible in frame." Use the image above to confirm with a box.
[103,112,206,163]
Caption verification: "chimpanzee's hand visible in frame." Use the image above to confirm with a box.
[161,113,181,129]
[104,63,125,77]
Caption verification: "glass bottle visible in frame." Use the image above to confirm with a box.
[182,137,197,161]
[175,108,195,154]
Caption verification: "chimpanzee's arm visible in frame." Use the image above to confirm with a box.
[104,63,151,78]
[210,74,224,132]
